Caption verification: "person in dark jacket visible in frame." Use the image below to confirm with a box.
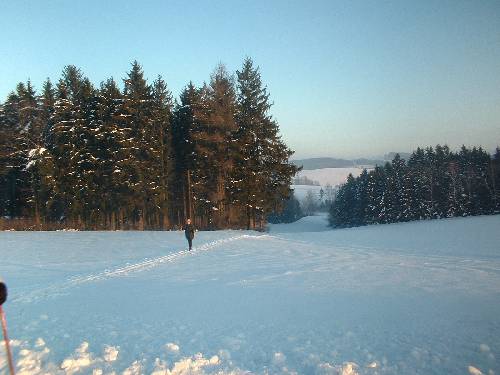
[184,218,195,250]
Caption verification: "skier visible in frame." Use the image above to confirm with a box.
[184,218,195,251]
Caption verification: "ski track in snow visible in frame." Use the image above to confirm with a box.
[3,215,500,375]
[12,234,270,304]
[238,234,500,294]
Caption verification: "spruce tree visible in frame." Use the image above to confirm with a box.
[492,148,500,212]
[433,145,451,217]
[471,146,494,215]
[388,154,412,222]
[40,78,56,146]
[0,92,21,216]
[457,146,474,216]
[151,75,174,228]
[121,61,154,229]
[172,82,206,225]
[50,77,80,222]
[330,144,500,228]
[354,169,370,225]
[195,64,237,227]
[232,58,297,229]
[366,166,388,224]
[329,174,357,227]
[11,82,42,219]
[267,192,303,223]
[188,83,216,227]
[408,148,429,219]
[97,77,129,228]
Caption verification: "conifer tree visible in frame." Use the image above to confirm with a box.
[188,83,215,227]
[0,92,21,216]
[354,169,370,225]
[407,148,429,219]
[329,174,357,227]
[492,148,500,212]
[18,80,42,143]
[11,82,44,219]
[21,79,57,225]
[121,61,155,229]
[472,146,494,215]
[96,78,129,228]
[172,82,207,225]
[50,75,81,222]
[388,154,412,221]
[232,58,297,229]
[433,145,451,217]
[151,75,174,228]
[25,144,55,226]
[75,77,102,227]
[0,59,302,230]
[195,64,237,227]
[330,145,500,228]
[40,78,56,146]
[267,192,303,224]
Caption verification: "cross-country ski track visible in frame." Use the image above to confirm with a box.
[12,234,271,304]
[1,214,500,375]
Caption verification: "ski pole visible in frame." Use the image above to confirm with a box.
[0,281,15,375]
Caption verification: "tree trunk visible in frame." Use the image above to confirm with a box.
[111,211,116,231]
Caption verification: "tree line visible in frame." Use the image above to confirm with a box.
[0,58,298,230]
[330,145,500,228]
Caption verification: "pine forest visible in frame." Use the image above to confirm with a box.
[0,59,298,230]
[329,145,500,228]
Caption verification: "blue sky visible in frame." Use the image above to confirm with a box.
[1,0,499,158]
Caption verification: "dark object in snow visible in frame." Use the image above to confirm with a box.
[0,281,15,375]
[0,282,6,305]
[184,219,195,250]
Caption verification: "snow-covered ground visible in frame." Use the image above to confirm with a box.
[295,168,366,187]
[1,215,500,374]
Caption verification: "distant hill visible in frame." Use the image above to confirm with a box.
[292,157,385,170]
[292,153,414,170]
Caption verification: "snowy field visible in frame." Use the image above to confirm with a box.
[295,168,365,187]
[1,215,500,375]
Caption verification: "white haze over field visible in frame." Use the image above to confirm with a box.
[1,214,499,374]
[290,184,325,202]
[292,167,365,203]
[296,168,365,187]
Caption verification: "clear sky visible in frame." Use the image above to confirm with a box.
[1,0,499,159]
